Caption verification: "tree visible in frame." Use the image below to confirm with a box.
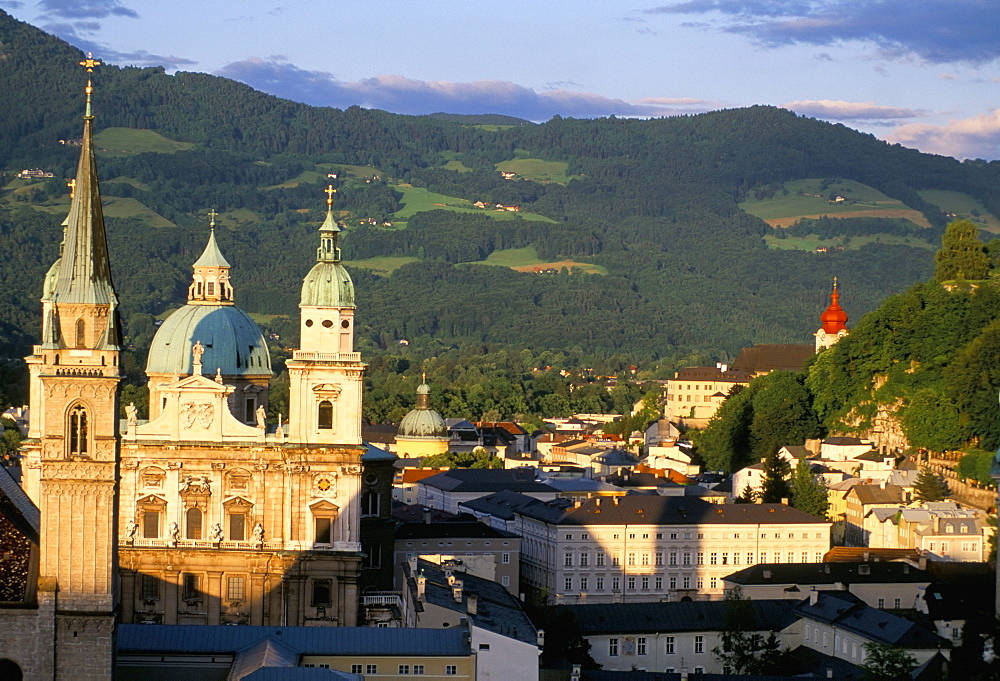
[713,586,786,674]
[789,458,829,519]
[935,219,989,282]
[759,452,791,504]
[914,466,949,502]
[861,641,917,681]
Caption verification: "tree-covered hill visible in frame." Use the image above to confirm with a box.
[4,9,1000,403]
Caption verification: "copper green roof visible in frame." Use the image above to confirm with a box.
[147,305,271,377]
[397,383,448,438]
[192,228,230,268]
[300,204,354,308]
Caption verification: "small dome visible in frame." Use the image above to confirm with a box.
[147,305,271,376]
[300,261,355,308]
[398,407,449,439]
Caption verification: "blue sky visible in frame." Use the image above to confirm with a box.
[3,0,1000,160]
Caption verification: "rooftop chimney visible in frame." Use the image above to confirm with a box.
[452,579,464,603]
[780,497,789,506]
[423,507,432,524]
[809,589,819,606]
[467,593,478,615]
[417,573,426,602]
[537,629,545,648]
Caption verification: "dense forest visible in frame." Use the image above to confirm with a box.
[3,10,1000,415]
[696,221,1000,482]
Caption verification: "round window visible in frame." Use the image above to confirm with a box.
[305,319,314,327]
[364,473,378,486]
[322,319,334,328]
[341,320,350,329]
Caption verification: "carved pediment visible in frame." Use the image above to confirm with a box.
[223,496,254,510]
[309,499,340,513]
[312,383,342,400]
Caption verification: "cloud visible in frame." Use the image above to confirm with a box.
[0,1,26,10]
[215,58,710,121]
[889,109,1000,160]
[646,0,1000,64]
[38,0,137,19]
[783,99,924,122]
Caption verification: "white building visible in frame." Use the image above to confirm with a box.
[462,493,830,603]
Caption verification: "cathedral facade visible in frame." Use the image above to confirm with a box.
[2,62,367,679]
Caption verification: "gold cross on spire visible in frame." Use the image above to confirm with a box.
[80,53,101,72]
[208,208,218,228]
[325,184,337,207]
[67,178,76,199]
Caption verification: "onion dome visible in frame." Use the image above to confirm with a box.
[397,381,448,439]
[146,221,271,377]
[820,277,848,333]
[300,185,355,308]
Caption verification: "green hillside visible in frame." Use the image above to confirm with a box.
[6,7,1000,396]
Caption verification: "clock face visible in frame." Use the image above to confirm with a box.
[316,478,332,492]
[364,473,378,486]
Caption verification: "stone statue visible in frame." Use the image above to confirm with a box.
[192,340,204,375]
[181,474,195,492]
[256,404,266,428]
[210,523,223,542]
[168,521,179,542]
[125,519,138,540]
[125,402,137,427]
[252,522,264,543]
[201,475,212,493]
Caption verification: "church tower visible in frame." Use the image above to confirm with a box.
[22,55,120,681]
[815,277,849,351]
[287,187,364,445]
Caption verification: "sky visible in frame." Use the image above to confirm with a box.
[2,0,1000,160]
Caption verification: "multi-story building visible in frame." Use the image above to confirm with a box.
[664,365,751,425]
[464,493,830,603]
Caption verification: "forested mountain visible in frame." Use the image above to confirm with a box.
[4,9,1000,407]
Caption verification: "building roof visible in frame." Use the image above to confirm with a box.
[849,484,905,505]
[556,496,829,528]
[418,468,554,494]
[397,383,448,439]
[192,228,231,268]
[822,436,868,446]
[731,344,814,374]
[396,521,519,541]
[822,547,921,563]
[672,366,751,383]
[300,203,354,308]
[459,489,570,523]
[0,464,39,543]
[146,304,271,377]
[117,624,472,657]
[795,592,948,649]
[724,561,932,587]
[362,442,397,462]
[560,599,798,635]
[243,670,360,680]
[409,559,537,645]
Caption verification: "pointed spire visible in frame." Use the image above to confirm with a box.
[317,185,342,263]
[51,54,117,310]
[820,277,848,333]
[193,210,231,268]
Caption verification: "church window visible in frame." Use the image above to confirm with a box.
[182,573,201,602]
[229,512,246,541]
[311,579,332,607]
[318,400,333,429]
[75,318,86,348]
[361,489,380,517]
[186,507,203,540]
[68,405,88,456]
[305,319,314,327]
[363,541,381,569]
[245,398,256,423]
[341,319,350,329]
[227,576,245,602]
[140,574,159,601]
[142,510,159,538]
[315,517,332,544]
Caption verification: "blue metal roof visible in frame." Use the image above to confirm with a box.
[146,304,271,377]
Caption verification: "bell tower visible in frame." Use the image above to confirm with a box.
[22,55,121,681]
[815,277,849,351]
[287,187,364,445]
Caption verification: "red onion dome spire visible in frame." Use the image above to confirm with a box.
[820,277,848,333]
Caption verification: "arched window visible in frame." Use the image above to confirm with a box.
[318,400,333,430]
[361,489,380,518]
[68,405,88,456]
[186,507,203,540]
[0,659,23,681]
[75,318,86,348]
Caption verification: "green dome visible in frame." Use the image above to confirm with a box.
[397,407,449,439]
[147,304,271,376]
[300,261,355,308]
